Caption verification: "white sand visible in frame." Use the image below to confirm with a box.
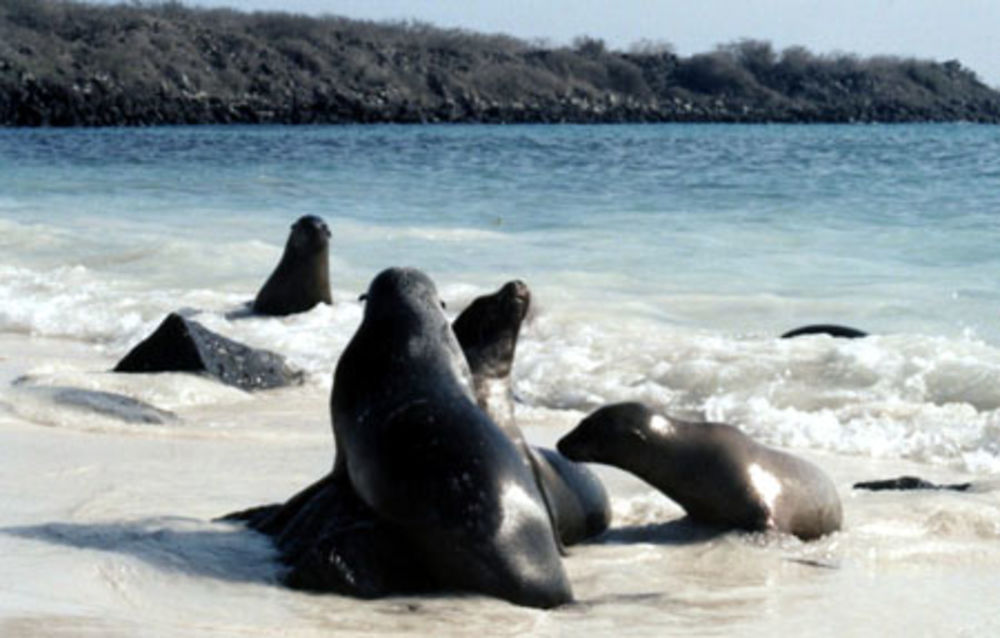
[2,334,999,637]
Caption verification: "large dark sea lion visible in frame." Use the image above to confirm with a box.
[452,280,611,546]
[223,271,570,607]
[558,402,842,541]
[330,267,571,608]
[252,215,332,316]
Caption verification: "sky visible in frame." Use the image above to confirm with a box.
[174,0,1000,87]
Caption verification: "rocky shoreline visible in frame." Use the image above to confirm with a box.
[3,1,1000,126]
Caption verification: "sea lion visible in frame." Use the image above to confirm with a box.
[558,402,842,541]
[252,215,332,316]
[331,267,571,608]
[452,280,611,546]
[452,280,531,434]
[781,324,867,339]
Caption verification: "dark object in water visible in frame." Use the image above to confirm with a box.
[113,313,303,391]
[781,324,868,339]
[8,379,178,425]
[253,215,332,316]
[853,476,971,492]
[50,387,177,424]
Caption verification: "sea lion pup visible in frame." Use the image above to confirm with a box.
[252,215,332,316]
[781,324,867,339]
[331,267,572,608]
[558,402,843,541]
[452,280,611,546]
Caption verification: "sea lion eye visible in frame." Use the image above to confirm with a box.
[440,300,447,310]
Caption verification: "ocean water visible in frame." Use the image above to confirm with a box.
[2,123,1000,635]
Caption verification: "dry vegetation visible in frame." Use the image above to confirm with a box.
[2,0,1000,125]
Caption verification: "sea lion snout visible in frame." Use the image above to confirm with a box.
[556,424,595,463]
[501,280,531,320]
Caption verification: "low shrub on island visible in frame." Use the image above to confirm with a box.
[2,0,999,125]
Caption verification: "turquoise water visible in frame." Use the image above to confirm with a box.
[3,123,999,334]
[3,123,1000,471]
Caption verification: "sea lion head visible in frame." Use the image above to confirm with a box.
[287,215,331,254]
[356,267,470,381]
[332,267,470,476]
[557,401,658,463]
[360,267,447,324]
[452,280,531,378]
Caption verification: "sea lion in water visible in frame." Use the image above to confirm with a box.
[558,402,842,540]
[252,215,332,316]
[781,324,867,339]
[452,280,611,546]
[330,267,571,608]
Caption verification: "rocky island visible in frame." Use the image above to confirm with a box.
[3,0,1000,126]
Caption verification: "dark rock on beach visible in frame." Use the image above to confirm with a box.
[853,476,972,492]
[114,312,303,391]
[3,1,1000,126]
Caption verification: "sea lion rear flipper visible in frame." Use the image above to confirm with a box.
[217,503,283,529]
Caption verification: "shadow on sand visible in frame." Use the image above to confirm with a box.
[588,517,729,546]
[2,516,282,585]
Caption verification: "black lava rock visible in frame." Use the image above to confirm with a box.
[114,313,303,391]
[853,475,971,492]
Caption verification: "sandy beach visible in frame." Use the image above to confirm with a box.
[2,334,999,637]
